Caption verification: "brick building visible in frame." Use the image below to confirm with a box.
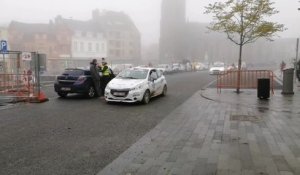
[7,10,141,74]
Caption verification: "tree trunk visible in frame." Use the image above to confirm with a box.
[237,44,243,94]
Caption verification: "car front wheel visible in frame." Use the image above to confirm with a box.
[161,85,167,96]
[86,86,96,98]
[58,92,68,98]
[142,90,150,104]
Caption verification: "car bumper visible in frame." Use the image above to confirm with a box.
[209,70,223,75]
[54,83,90,94]
[105,89,145,103]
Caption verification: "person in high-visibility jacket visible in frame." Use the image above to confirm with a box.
[100,59,113,96]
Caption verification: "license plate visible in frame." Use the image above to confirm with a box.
[61,87,71,91]
[113,92,125,96]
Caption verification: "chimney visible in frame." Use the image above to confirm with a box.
[92,9,100,20]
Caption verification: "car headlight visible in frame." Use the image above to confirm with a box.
[130,85,143,91]
[105,85,111,91]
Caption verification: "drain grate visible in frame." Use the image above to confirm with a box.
[230,114,261,122]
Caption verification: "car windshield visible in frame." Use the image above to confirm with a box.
[62,69,84,76]
[213,63,224,67]
[117,68,149,79]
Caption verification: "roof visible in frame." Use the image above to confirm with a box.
[9,21,52,34]
[59,18,100,33]
[92,10,140,34]
[8,21,60,42]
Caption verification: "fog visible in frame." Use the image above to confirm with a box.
[1,0,300,46]
[1,0,300,73]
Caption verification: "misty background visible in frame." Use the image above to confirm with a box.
[1,0,299,45]
[1,0,300,68]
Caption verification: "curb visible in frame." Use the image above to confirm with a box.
[200,88,299,114]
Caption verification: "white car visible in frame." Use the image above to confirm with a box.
[209,62,225,75]
[105,67,168,104]
[156,64,172,73]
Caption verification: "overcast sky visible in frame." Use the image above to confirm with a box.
[1,0,300,46]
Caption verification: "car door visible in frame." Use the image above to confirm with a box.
[155,69,164,93]
[148,70,159,96]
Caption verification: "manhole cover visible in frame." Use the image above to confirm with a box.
[230,115,261,122]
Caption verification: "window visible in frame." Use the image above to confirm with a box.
[96,43,100,52]
[73,41,78,51]
[115,32,121,39]
[116,41,121,48]
[149,71,158,81]
[80,42,84,51]
[116,50,120,57]
[88,42,92,52]
[102,43,105,51]
[87,32,92,38]
[109,50,114,55]
[157,70,162,78]
[109,40,114,46]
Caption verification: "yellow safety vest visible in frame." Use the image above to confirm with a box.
[103,66,110,76]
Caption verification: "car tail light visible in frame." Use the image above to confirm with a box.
[55,76,59,84]
[75,76,87,84]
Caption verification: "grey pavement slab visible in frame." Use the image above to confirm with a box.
[97,88,300,175]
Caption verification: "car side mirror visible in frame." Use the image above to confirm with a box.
[150,74,157,82]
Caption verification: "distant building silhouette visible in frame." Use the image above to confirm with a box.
[159,0,186,63]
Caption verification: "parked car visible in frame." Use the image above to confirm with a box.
[105,67,167,104]
[209,62,225,75]
[172,63,180,71]
[194,62,207,71]
[54,68,97,98]
[156,64,172,73]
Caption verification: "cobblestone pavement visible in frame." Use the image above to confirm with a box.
[98,86,300,175]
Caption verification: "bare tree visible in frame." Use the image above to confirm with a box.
[205,0,285,93]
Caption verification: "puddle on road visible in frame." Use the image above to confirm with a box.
[257,106,269,113]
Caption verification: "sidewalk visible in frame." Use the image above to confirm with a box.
[97,87,300,174]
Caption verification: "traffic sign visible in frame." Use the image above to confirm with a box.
[0,40,8,53]
[22,52,32,61]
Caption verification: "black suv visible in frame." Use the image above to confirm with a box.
[54,68,98,98]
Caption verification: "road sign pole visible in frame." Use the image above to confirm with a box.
[2,53,5,74]
[295,38,299,83]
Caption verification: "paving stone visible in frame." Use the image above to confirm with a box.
[97,89,300,175]
[279,171,294,175]
[272,155,292,172]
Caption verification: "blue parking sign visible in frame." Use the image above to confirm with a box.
[0,40,8,53]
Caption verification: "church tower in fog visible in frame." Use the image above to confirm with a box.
[159,0,186,63]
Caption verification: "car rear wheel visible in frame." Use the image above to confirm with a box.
[142,90,150,104]
[86,86,96,98]
[58,92,68,98]
[161,85,167,96]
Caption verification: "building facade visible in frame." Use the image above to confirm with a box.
[7,10,141,74]
[92,10,141,64]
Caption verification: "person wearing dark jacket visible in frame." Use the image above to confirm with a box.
[296,60,300,81]
[89,59,101,97]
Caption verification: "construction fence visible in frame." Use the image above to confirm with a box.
[0,51,47,102]
[217,70,275,93]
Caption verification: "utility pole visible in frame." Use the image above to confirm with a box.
[296,38,299,64]
[296,38,299,83]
